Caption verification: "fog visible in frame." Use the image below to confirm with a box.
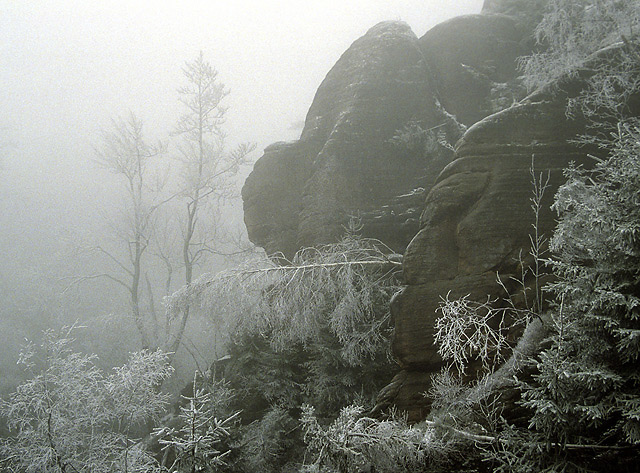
[0,0,483,392]
[1,0,483,169]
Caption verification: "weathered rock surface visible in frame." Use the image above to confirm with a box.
[242,13,529,258]
[242,140,310,259]
[380,87,592,421]
[418,13,528,126]
[243,21,452,258]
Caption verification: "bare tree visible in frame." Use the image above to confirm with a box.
[93,112,166,350]
[167,52,254,355]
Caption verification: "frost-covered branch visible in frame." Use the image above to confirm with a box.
[166,236,401,366]
[435,293,510,374]
[0,326,173,472]
[301,404,457,473]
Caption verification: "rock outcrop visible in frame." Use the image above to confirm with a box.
[243,21,452,258]
[380,85,592,420]
[242,14,529,258]
[241,5,599,422]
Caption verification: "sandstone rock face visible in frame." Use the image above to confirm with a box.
[242,10,531,418]
[242,3,640,424]
[381,88,591,421]
[241,8,576,422]
[243,21,452,258]
[242,14,529,258]
[418,14,527,126]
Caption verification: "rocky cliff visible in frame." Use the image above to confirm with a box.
[243,21,445,258]
[242,13,530,258]
[241,5,597,420]
[381,84,594,419]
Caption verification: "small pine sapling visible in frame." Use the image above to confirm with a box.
[154,371,239,473]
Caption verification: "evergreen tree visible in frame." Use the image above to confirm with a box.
[515,1,640,466]
[155,372,239,473]
[167,234,400,472]
[523,119,640,449]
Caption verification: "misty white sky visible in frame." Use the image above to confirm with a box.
[1,0,483,167]
[0,0,484,258]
